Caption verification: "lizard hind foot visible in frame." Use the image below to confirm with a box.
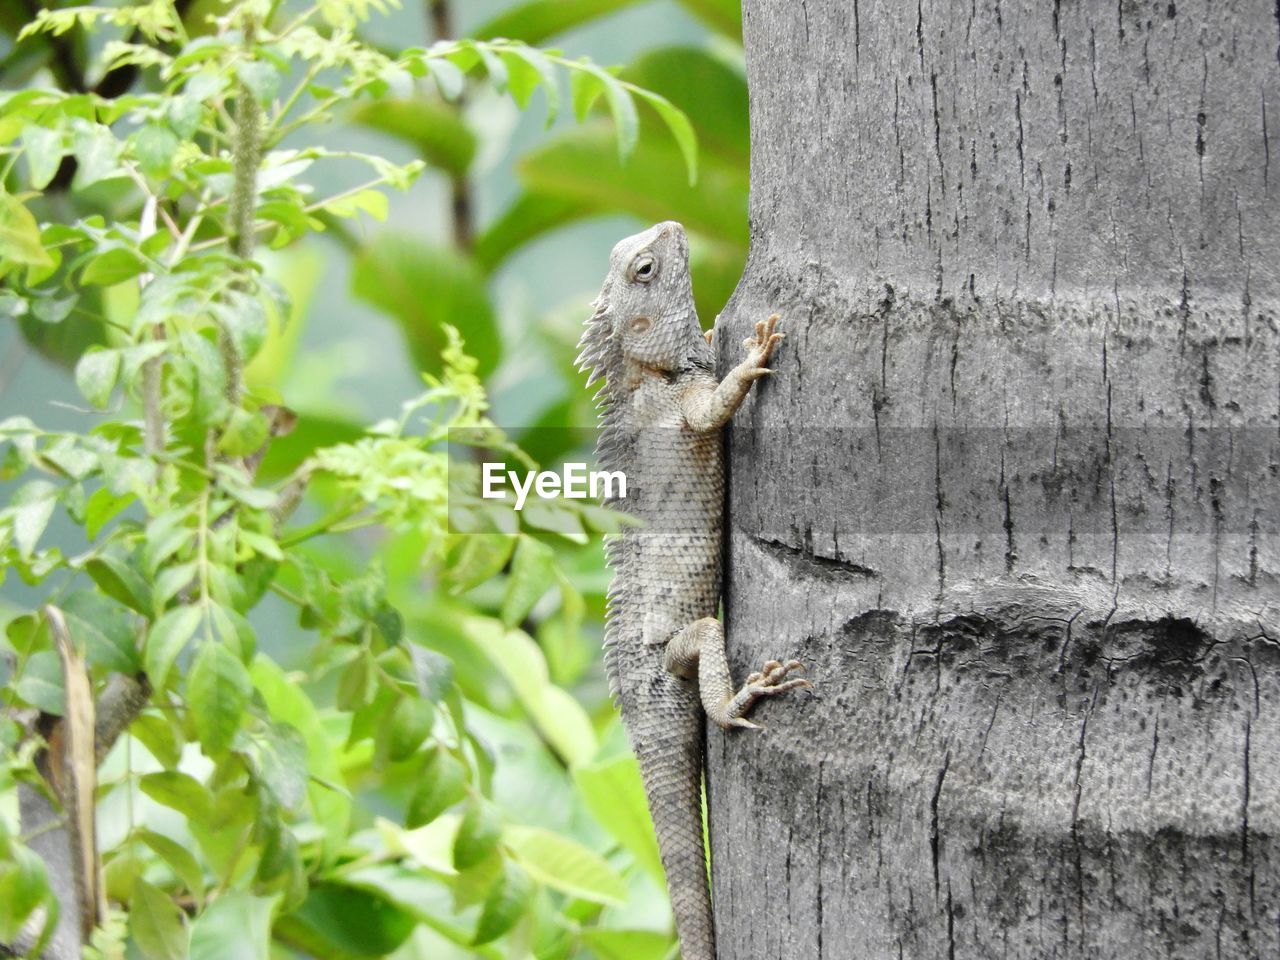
[714,659,810,730]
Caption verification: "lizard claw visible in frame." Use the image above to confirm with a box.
[716,657,810,730]
[742,314,784,369]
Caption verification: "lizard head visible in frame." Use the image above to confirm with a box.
[577,221,708,390]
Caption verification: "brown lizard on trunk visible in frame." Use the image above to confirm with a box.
[577,221,809,959]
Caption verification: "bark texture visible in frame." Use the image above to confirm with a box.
[709,1,1280,957]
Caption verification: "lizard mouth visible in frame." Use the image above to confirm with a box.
[656,221,689,256]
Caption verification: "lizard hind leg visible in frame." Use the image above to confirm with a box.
[664,617,810,730]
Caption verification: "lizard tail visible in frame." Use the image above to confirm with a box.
[630,683,715,960]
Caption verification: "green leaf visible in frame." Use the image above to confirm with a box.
[0,191,53,267]
[425,59,465,101]
[406,748,468,827]
[349,98,476,177]
[502,825,626,905]
[178,331,228,423]
[676,0,742,35]
[249,722,309,811]
[62,590,140,673]
[445,534,516,593]
[6,614,48,658]
[214,291,268,360]
[379,814,460,874]
[471,42,509,91]
[536,684,597,767]
[132,713,184,768]
[472,0,641,44]
[132,124,180,177]
[74,346,120,408]
[235,60,279,104]
[453,799,503,871]
[144,604,202,689]
[30,293,75,324]
[472,859,533,945]
[519,126,747,244]
[188,891,277,960]
[139,829,205,899]
[15,650,64,715]
[254,813,301,895]
[85,552,153,614]
[130,877,188,960]
[336,653,375,711]
[408,644,453,703]
[622,47,748,164]
[139,771,213,822]
[500,536,556,627]
[71,120,123,190]
[186,641,251,755]
[630,87,698,185]
[384,695,434,762]
[323,188,388,221]
[580,928,673,960]
[574,754,663,881]
[569,67,604,123]
[595,69,639,160]
[21,124,63,190]
[85,486,133,540]
[472,621,597,765]
[0,844,50,944]
[497,46,559,124]
[154,562,197,609]
[216,407,269,457]
[238,530,283,562]
[81,246,147,286]
[538,576,587,685]
[473,192,598,273]
[350,236,500,379]
[167,94,204,140]
[249,656,349,862]
[9,479,57,558]
[278,884,414,958]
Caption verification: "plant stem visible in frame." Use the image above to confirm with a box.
[428,0,474,250]
[226,67,263,408]
[133,194,166,456]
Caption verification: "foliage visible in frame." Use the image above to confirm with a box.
[0,0,749,957]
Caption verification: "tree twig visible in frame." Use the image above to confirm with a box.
[428,0,474,250]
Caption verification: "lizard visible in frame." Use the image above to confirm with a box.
[576,220,809,960]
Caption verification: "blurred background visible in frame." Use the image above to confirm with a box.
[0,1,751,957]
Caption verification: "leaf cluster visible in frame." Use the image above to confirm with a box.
[0,0,748,957]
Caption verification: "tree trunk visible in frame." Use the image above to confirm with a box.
[708,2,1280,958]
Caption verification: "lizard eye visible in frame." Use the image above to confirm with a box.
[629,255,657,283]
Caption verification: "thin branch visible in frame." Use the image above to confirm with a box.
[135,196,166,456]
[93,673,151,765]
[224,74,263,408]
[427,0,474,250]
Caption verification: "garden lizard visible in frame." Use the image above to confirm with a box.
[576,221,809,960]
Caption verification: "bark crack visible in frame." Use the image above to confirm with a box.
[930,751,951,895]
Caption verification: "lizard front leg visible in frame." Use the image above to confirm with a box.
[664,617,809,729]
[681,314,784,433]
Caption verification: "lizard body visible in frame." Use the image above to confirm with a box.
[576,221,808,959]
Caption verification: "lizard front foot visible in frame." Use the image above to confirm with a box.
[715,660,809,730]
[738,314,784,381]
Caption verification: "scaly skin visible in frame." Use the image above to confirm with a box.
[577,222,809,960]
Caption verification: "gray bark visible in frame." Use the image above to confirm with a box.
[709,1,1280,958]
